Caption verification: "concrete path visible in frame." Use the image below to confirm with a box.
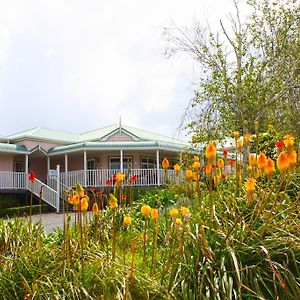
[30,212,76,234]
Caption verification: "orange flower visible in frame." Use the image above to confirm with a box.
[257,153,267,170]
[265,158,275,178]
[194,156,200,162]
[217,158,224,169]
[92,202,99,215]
[244,134,251,146]
[169,208,179,218]
[245,177,256,192]
[193,171,200,181]
[123,216,132,226]
[287,150,297,170]
[151,208,159,221]
[245,177,256,203]
[237,139,243,150]
[71,195,80,205]
[277,152,289,174]
[80,196,89,212]
[249,153,257,167]
[173,163,181,173]
[205,164,213,176]
[205,143,216,161]
[283,134,294,150]
[141,204,151,218]
[162,158,169,170]
[186,169,193,180]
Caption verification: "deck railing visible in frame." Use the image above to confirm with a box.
[0,172,27,189]
[59,169,182,187]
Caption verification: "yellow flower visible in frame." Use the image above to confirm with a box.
[217,158,224,169]
[205,143,216,161]
[186,169,194,180]
[283,134,294,150]
[287,150,297,170]
[80,196,89,212]
[277,152,289,174]
[233,131,240,139]
[123,216,132,226]
[193,161,201,170]
[245,177,256,192]
[257,152,267,170]
[162,158,169,170]
[115,172,125,184]
[75,183,85,198]
[108,194,118,209]
[194,156,200,162]
[92,202,99,215]
[214,174,221,185]
[151,208,159,221]
[253,166,260,179]
[249,153,257,167]
[237,139,243,150]
[180,206,190,217]
[244,134,251,146]
[175,218,183,226]
[265,158,275,178]
[173,163,181,173]
[169,208,179,218]
[141,233,148,242]
[141,204,151,218]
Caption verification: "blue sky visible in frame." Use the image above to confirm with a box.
[0,0,247,140]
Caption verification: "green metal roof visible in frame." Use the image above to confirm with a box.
[5,124,191,147]
[48,140,197,155]
[7,127,79,143]
[0,143,28,153]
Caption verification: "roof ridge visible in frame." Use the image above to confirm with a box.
[80,124,118,136]
[123,124,184,142]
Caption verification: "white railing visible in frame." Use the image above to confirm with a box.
[59,169,182,187]
[27,178,57,209]
[0,172,27,189]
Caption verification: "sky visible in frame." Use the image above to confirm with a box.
[0,0,247,140]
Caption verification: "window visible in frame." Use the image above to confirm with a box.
[14,161,24,172]
[87,158,96,170]
[109,157,132,170]
[141,157,157,169]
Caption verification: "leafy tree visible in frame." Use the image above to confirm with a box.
[165,0,300,142]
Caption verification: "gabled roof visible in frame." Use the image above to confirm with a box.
[7,127,79,143]
[5,124,191,147]
[0,143,28,154]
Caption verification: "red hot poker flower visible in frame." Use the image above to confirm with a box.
[106,179,112,186]
[223,150,228,157]
[276,141,284,150]
[121,194,127,200]
[229,159,235,166]
[29,171,36,183]
[131,175,137,182]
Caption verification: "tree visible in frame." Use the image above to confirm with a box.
[165,0,300,142]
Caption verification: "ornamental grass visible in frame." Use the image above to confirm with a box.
[0,134,299,299]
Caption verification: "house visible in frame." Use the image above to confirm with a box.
[0,123,196,210]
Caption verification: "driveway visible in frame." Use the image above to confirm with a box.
[30,212,77,234]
